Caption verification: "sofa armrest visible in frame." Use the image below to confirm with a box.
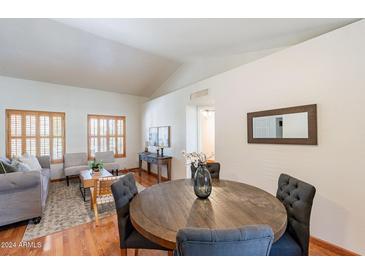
[37,155,51,169]
[0,171,42,193]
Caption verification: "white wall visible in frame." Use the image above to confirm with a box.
[151,47,284,98]
[0,76,146,179]
[141,20,365,254]
[142,90,190,178]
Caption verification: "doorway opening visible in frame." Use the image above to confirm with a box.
[185,104,215,178]
[197,106,215,160]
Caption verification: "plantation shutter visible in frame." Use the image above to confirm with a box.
[7,110,65,163]
[88,115,126,158]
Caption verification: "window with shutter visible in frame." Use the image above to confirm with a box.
[87,115,126,158]
[6,109,65,164]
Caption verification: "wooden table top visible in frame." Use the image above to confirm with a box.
[138,152,172,160]
[79,169,113,188]
[130,179,287,250]
[80,169,112,180]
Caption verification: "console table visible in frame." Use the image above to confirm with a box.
[138,152,172,183]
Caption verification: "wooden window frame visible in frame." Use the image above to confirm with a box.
[87,114,126,159]
[6,109,66,164]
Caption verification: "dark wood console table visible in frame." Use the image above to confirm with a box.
[138,152,172,183]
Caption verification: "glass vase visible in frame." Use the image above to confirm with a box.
[193,164,212,199]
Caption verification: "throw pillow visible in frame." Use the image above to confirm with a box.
[0,160,17,174]
[11,159,32,172]
[19,154,42,171]
[0,157,11,164]
[0,161,5,174]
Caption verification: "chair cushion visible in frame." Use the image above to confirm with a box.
[276,174,316,255]
[64,153,88,168]
[64,165,89,176]
[191,162,220,179]
[269,231,302,256]
[112,173,164,251]
[125,229,168,250]
[103,162,119,171]
[176,225,274,256]
[207,162,220,179]
[95,151,115,163]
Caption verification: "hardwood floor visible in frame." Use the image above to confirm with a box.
[0,170,352,256]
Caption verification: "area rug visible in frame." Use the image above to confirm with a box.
[22,178,145,241]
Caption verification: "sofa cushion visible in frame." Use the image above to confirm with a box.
[64,165,89,176]
[0,181,42,226]
[37,156,51,169]
[103,162,120,171]
[64,153,88,168]
[0,171,41,193]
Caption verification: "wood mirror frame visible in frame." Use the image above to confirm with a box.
[247,104,317,145]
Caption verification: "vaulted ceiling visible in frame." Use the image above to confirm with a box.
[0,18,358,97]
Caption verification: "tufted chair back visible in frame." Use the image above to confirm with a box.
[175,225,274,256]
[111,173,138,249]
[191,162,221,179]
[276,174,316,255]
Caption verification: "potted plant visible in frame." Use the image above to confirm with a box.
[89,159,104,175]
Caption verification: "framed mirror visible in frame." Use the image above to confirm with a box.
[247,104,317,145]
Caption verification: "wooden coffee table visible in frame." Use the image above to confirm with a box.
[79,169,112,201]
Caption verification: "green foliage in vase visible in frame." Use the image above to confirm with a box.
[89,159,104,171]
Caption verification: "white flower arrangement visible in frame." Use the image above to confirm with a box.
[182,151,214,167]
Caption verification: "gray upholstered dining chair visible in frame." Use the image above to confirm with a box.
[270,174,316,256]
[191,162,221,179]
[174,225,274,256]
[111,173,170,256]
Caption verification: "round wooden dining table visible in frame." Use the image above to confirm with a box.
[130,179,287,250]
